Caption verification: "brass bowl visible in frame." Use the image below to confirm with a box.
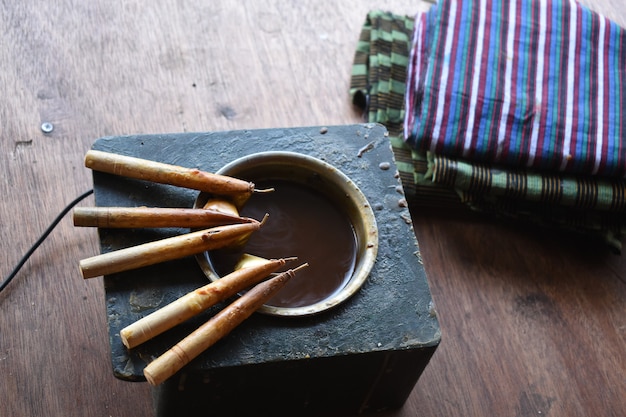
[194,151,378,317]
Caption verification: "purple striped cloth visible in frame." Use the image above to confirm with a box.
[404,0,626,177]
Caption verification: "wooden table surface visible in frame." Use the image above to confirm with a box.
[1,1,624,416]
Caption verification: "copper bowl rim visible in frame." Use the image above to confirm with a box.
[194,151,378,317]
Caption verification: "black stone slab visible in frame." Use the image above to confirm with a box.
[91,124,440,417]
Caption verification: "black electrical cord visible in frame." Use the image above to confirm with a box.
[0,189,94,294]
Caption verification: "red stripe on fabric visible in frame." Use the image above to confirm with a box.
[535,0,553,167]
[404,13,424,138]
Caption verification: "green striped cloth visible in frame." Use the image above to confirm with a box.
[350,9,626,252]
[350,11,463,208]
[431,155,626,212]
[430,154,626,250]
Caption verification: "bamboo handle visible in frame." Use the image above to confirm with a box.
[79,222,261,278]
[120,257,294,349]
[73,206,256,229]
[84,150,254,196]
[143,264,308,386]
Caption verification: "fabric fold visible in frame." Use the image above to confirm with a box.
[350,10,463,208]
[405,0,626,178]
[350,2,626,252]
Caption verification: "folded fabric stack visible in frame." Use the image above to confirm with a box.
[351,0,626,252]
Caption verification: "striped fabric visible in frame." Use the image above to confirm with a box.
[427,154,626,251]
[454,185,626,251]
[350,11,464,208]
[405,0,626,178]
[431,154,626,212]
[351,11,413,135]
[350,4,626,252]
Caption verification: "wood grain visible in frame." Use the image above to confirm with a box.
[1,1,624,416]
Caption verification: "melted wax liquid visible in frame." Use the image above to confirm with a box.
[211,180,357,308]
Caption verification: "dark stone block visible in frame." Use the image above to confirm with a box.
[91,124,440,417]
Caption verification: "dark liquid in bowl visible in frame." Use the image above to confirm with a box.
[210,180,357,308]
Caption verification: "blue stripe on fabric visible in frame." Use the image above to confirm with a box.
[543,0,561,166]
[605,21,613,174]
[422,2,448,140]
[620,21,626,176]
[443,0,472,151]
[614,21,622,174]
[509,0,531,164]
[606,20,618,174]
[574,7,591,172]
[475,0,502,156]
